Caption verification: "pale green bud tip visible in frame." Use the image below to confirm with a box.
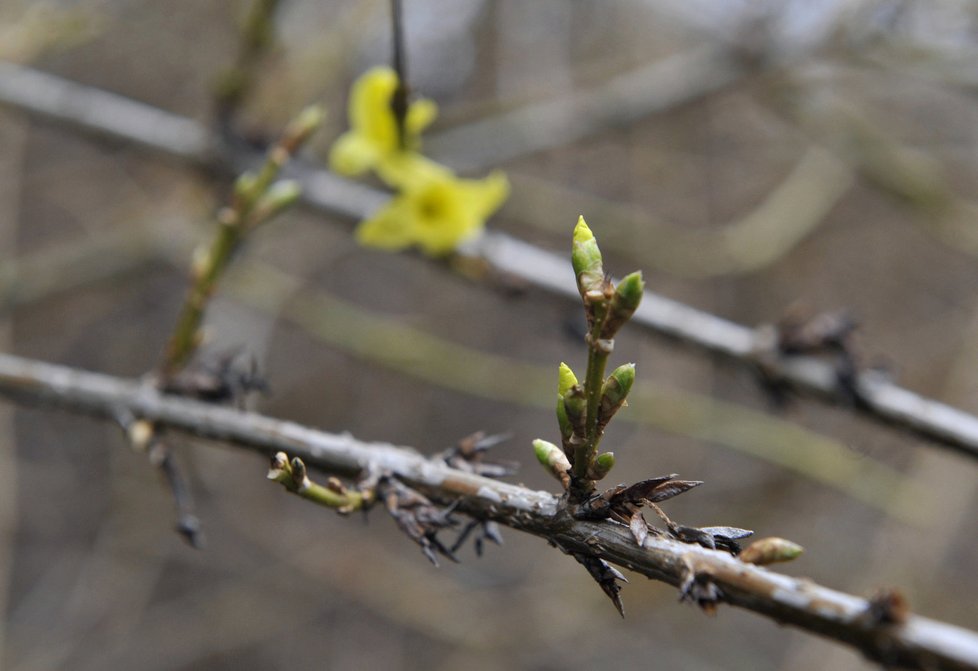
[571,216,603,285]
[615,271,644,310]
[533,439,560,466]
[557,362,578,396]
[290,105,326,138]
[281,105,326,152]
[611,363,635,391]
[595,451,615,472]
[573,215,594,245]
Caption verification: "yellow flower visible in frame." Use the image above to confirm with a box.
[329,66,437,182]
[357,170,510,256]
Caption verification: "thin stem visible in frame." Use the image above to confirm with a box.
[162,217,241,375]
[389,0,408,149]
[215,0,282,126]
[571,300,611,487]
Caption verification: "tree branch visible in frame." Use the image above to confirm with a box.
[0,352,975,670]
[2,62,978,462]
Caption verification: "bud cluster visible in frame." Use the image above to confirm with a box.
[533,217,645,498]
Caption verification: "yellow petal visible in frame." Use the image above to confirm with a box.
[375,151,451,190]
[405,98,438,137]
[355,198,418,251]
[348,66,399,153]
[455,170,510,219]
[329,132,380,176]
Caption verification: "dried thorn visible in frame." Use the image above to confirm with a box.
[439,431,518,479]
[672,525,716,550]
[628,509,649,547]
[379,477,459,566]
[176,513,205,549]
[673,525,754,553]
[450,520,478,554]
[645,479,703,504]
[483,521,504,546]
[573,553,627,617]
[160,348,268,405]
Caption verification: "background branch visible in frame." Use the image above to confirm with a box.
[0,352,975,670]
[1,62,976,463]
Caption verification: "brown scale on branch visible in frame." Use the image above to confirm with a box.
[378,475,460,567]
[158,348,268,406]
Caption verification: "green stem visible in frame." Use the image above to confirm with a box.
[572,320,611,483]
[162,216,242,375]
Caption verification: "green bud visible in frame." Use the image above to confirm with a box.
[588,451,615,480]
[282,104,326,152]
[234,171,258,200]
[601,271,644,339]
[563,384,587,437]
[533,439,571,489]
[571,216,604,297]
[557,362,578,397]
[249,179,303,226]
[739,537,804,565]
[598,363,635,429]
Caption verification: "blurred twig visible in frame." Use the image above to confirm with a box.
[425,44,752,173]
[0,353,975,671]
[503,145,853,278]
[1,62,978,461]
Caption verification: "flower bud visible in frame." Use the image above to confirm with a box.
[571,216,604,297]
[533,439,571,489]
[588,451,615,481]
[250,179,303,226]
[601,271,644,339]
[739,537,804,565]
[282,104,326,153]
[598,363,635,429]
[557,362,578,397]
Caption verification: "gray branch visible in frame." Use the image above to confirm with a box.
[0,352,975,671]
[2,62,978,462]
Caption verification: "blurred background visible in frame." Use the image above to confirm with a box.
[2,1,978,669]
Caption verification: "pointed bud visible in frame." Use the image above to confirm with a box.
[249,179,302,226]
[601,271,644,339]
[267,451,292,484]
[588,452,615,480]
[289,456,309,490]
[533,439,571,489]
[571,216,604,297]
[563,384,587,437]
[739,537,804,565]
[234,171,258,201]
[598,363,635,429]
[557,362,578,397]
[281,104,326,153]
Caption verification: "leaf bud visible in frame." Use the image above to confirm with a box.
[598,363,635,429]
[601,271,644,339]
[571,216,604,297]
[739,537,804,565]
[533,439,571,489]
